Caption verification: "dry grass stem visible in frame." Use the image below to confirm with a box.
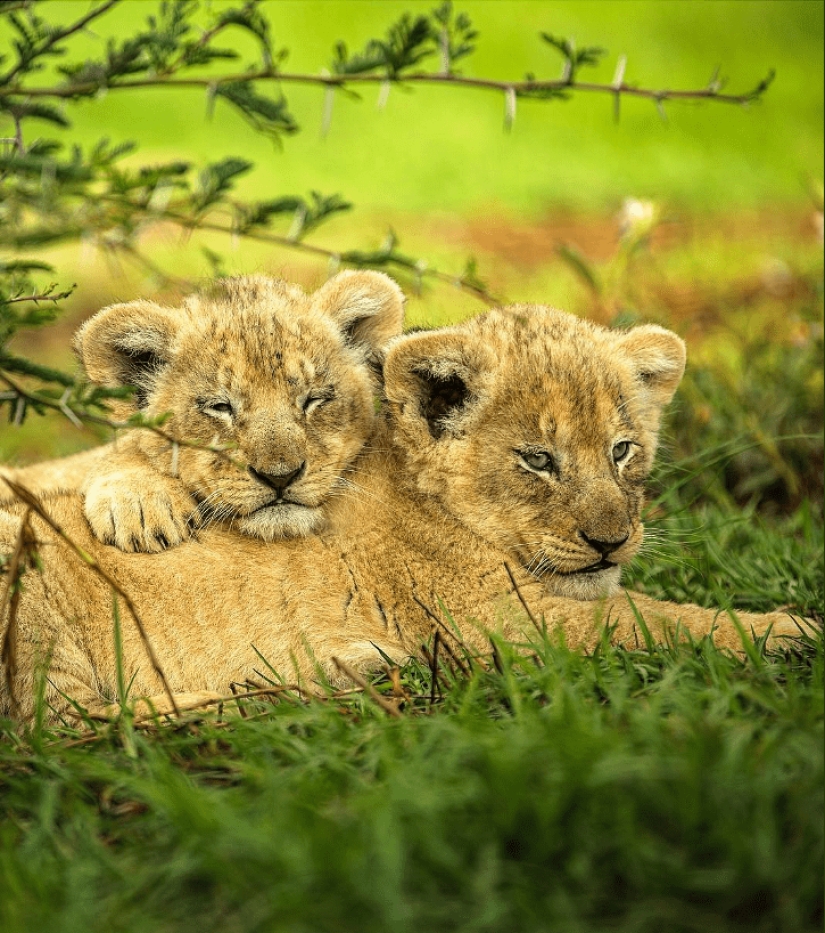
[411,594,472,676]
[504,561,544,634]
[332,656,402,718]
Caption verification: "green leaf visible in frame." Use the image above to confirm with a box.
[541,32,606,81]
[0,98,69,127]
[193,156,254,211]
[0,351,75,386]
[213,80,298,142]
[214,3,275,69]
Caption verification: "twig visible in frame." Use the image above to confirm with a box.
[490,637,504,675]
[411,594,471,677]
[0,371,242,469]
[5,288,75,305]
[0,476,180,716]
[116,684,302,724]
[332,656,402,718]
[503,562,543,634]
[429,629,440,704]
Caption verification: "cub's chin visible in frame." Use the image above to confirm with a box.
[544,564,623,601]
[237,503,326,541]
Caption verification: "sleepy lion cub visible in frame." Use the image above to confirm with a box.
[1,271,404,551]
[0,303,807,722]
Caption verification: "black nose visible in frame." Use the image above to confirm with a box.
[580,531,629,557]
[248,462,306,495]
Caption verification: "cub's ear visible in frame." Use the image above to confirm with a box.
[616,325,686,407]
[384,329,483,441]
[73,300,180,409]
[312,271,405,357]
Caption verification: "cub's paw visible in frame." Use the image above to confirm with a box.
[84,468,198,553]
[737,609,819,644]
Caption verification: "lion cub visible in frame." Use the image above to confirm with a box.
[0,303,807,722]
[71,271,403,552]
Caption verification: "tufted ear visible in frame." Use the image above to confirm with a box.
[73,300,181,409]
[616,324,686,408]
[311,271,405,359]
[384,329,484,440]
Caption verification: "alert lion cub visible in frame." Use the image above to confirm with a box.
[0,304,806,721]
[2,271,404,551]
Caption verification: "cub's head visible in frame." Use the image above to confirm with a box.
[384,305,685,599]
[76,271,404,540]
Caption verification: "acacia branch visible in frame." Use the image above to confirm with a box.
[0,67,774,107]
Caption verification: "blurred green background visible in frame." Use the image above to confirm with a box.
[54,0,824,212]
[1,0,823,504]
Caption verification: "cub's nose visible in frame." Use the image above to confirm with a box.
[248,462,306,495]
[580,531,629,557]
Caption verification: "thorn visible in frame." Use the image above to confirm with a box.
[287,204,307,242]
[58,388,83,429]
[205,82,218,120]
[414,259,427,296]
[655,96,668,124]
[613,54,627,88]
[504,86,516,131]
[612,54,626,123]
[439,29,450,75]
[377,79,390,111]
[320,84,334,138]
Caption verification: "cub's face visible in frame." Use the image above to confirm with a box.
[385,306,685,599]
[76,272,404,540]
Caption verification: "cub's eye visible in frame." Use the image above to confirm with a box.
[204,401,234,417]
[612,441,631,463]
[303,391,333,414]
[521,450,553,472]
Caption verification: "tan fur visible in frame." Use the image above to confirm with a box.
[0,448,106,505]
[2,272,404,551]
[0,304,806,722]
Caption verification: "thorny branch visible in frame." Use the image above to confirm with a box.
[0,66,775,109]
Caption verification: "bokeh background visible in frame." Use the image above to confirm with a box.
[2,0,823,513]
